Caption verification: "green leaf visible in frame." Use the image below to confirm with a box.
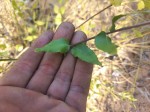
[55,14,62,26]
[24,35,37,42]
[32,0,39,9]
[0,51,9,57]
[35,38,70,53]
[0,44,6,50]
[138,1,145,10]
[143,0,150,9]
[15,44,24,52]
[110,14,125,32]
[60,7,65,14]
[109,0,123,6]
[54,5,59,13]
[58,0,63,4]
[71,44,101,65]
[95,31,118,55]
[11,0,23,17]
[34,21,45,26]
[27,27,36,34]
[11,0,18,10]
[134,30,143,38]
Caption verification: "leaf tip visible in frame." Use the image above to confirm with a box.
[96,61,102,66]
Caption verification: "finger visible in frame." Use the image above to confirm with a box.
[47,31,87,100]
[26,22,75,94]
[65,47,93,111]
[0,31,54,87]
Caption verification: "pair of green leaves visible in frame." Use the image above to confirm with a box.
[35,31,117,65]
[35,38,100,65]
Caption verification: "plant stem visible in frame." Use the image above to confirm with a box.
[71,21,150,48]
[75,5,112,29]
[0,59,17,61]
[106,21,150,34]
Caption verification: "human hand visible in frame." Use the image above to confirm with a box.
[0,22,93,112]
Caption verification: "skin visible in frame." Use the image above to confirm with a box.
[0,22,93,112]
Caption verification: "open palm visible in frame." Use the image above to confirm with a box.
[0,23,93,112]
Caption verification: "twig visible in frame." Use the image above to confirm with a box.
[0,59,17,61]
[75,5,112,29]
[71,21,150,47]
[106,21,150,35]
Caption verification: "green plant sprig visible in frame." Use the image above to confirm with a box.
[71,21,150,48]
[35,21,150,65]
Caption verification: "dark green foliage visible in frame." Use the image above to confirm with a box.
[35,38,70,53]
[95,31,117,55]
[110,14,125,32]
[71,44,101,65]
